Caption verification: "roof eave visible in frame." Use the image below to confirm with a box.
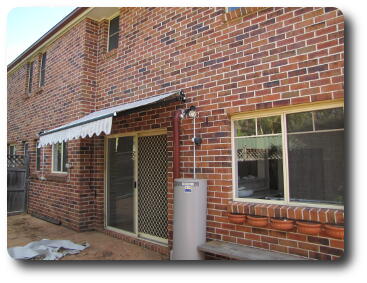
[7,7,90,72]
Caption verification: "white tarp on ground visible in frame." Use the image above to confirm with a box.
[8,239,89,260]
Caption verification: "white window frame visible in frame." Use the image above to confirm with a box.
[51,142,67,174]
[107,13,120,52]
[231,100,344,210]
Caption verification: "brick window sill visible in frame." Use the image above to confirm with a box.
[31,173,68,182]
[35,87,44,94]
[227,201,344,225]
[101,48,118,61]
[25,87,43,99]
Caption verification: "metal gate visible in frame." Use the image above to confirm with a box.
[7,155,29,215]
[137,134,168,242]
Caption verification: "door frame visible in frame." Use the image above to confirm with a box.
[104,128,168,243]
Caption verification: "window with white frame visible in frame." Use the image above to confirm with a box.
[108,15,119,52]
[233,105,344,207]
[52,142,68,173]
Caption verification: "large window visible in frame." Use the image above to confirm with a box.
[108,16,119,52]
[52,142,68,173]
[233,105,344,207]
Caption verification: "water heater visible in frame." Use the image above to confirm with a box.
[171,178,207,260]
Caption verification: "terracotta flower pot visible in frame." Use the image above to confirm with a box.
[246,215,268,227]
[228,213,246,224]
[296,221,322,235]
[324,224,344,239]
[270,218,294,231]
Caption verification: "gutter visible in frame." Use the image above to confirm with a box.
[7,7,90,72]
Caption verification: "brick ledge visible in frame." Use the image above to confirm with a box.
[227,201,344,225]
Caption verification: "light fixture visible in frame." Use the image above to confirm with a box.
[181,105,197,119]
[187,105,197,118]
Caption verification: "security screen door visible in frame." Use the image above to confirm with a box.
[107,133,168,243]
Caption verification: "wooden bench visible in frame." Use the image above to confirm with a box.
[198,241,308,260]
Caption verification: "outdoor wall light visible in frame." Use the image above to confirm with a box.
[181,105,197,119]
[187,105,197,118]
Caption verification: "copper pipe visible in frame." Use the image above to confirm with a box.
[173,109,181,179]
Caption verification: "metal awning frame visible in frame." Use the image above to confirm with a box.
[39,90,185,137]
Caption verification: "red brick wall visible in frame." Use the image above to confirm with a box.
[7,7,344,259]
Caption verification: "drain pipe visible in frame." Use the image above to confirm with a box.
[173,109,182,179]
[193,115,196,179]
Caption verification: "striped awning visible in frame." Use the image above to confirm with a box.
[38,91,184,147]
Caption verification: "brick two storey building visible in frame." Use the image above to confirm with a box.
[7,7,344,260]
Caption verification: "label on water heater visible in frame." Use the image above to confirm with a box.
[184,185,193,193]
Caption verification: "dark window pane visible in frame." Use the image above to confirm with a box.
[109,16,119,35]
[314,107,344,131]
[9,146,15,156]
[234,119,256,136]
[236,136,284,200]
[287,112,313,133]
[108,34,119,51]
[108,137,135,232]
[36,144,41,171]
[62,142,68,172]
[40,53,47,86]
[28,62,34,93]
[288,131,344,205]
[257,115,281,135]
[24,143,29,156]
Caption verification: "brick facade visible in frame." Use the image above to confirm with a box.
[7,7,344,260]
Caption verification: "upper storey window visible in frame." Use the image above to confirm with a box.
[27,61,34,94]
[39,52,47,87]
[108,16,119,52]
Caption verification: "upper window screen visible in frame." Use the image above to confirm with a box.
[234,107,344,206]
[286,108,344,205]
[108,16,119,51]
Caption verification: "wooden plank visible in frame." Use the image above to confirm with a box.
[198,241,308,260]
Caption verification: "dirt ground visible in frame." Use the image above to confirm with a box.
[7,214,168,260]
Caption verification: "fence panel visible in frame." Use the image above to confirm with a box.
[7,155,28,214]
